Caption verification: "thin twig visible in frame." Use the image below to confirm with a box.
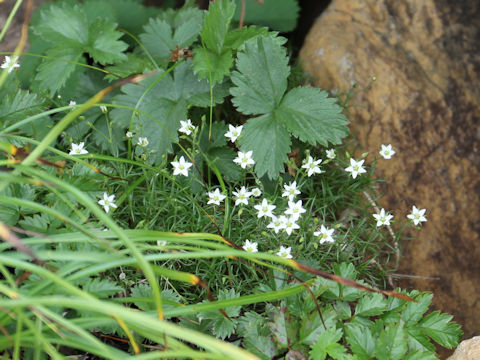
[238,0,246,29]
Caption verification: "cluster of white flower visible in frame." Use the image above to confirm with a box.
[1,56,20,73]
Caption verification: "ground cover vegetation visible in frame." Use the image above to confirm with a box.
[0,0,462,358]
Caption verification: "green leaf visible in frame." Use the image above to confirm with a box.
[375,321,408,360]
[224,26,271,50]
[18,214,49,233]
[140,18,175,62]
[418,311,462,348]
[404,351,437,360]
[0,89,44,126]
[230,36,289,114]
[401,292,433,326]
[34,44,85,95]
[202,0,236,54]
[192,47,234,85]
[82,0,116,24]
[233,0,300,32]
[309,328,344,360]
[213,316,236,340]
[299,305,338,345]
[105,0,159,36]
[267,307,288,348]
[86,19,128,64]
[104,54,152,81]
[277,87,349,146]
[345,323,375,360]
[208,147,243,182]
[34,3,88,45]
[354,293,388,317]
[82,278,122,298]
[239,113,291,178]
[407,326,435,352]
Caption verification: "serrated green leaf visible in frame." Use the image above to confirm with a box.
[345,323,374,360]
[401,292,433,326]
[213,316,236,340]
[230,36,289,114]
[130,283,154,311]
[18,214,49,233]
[105,0,159,36]
[82,0,116,24]
[404,351,438,360]
[233,0,300,32]
[239,113,290,178]
[418,311,462,348]
[34,44,85,95]
[407,326,435,352]
[278,87,348,146]
[309,328,343,360]
[299,305,338,345]
[104,54,152,81]
[34,3,88,45]
[86,19,128,64]
[202,0,236,54]
[192,47,234,85]
[208,148,243,182]
[267,307,288,348]
[224,26,270,50]
[140,18,175,62]
[375,322,408,360]
[82,278,122,298]
[354,293,388,317]
[0,89,44,126]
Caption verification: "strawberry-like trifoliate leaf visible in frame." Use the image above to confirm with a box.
[418,311,462,348]
[230,36,289,115]
[86,19,128,65]
[201,0,235,54]
[192,48,234,85]
[239,114,291,179]
[277,87,349,146]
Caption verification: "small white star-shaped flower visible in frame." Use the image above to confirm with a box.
[314,225,335,244]
[232,186,252,206]
[243,239,258,253]
[326,149,336,159]
[282,181,301,201]
[254,198,276,218]
[345,158,367,179]
[283,216,300,236]
[267,215,286,234]
[1,56,20,73]
[373,208,394,227]
[179,119,195,135]
[157,240,167,247]
[302,156,323,177]
[224,124,243,143]
[69,142,88,155]
[284,200,306,220]
[137,137,149,147]
[407,206,427,226]
[126,131,133,138]
[251,187,262,197]
[69,100,76,106]
[98,192,117,213]
[379,144,396,159]
[100,105,108,113]
[171,156,193,177]
[207,188,226,206]
[277,245,293,259]
[233,150,255,169]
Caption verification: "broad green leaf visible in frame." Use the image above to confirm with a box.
[418,311,462,348]
[224,26,271,50]
[207,148,243,182]
[404,351,437,360]
[140,18,175,61]
[309,328,344,360]
[213,316,236,340]
[34,3,88,45]
[299,305,338,345]
[277,87,349,146]
[407,326,435,352]
[104,54,152,81]
[233,0,300,32]
[0,89,44,126]
[401,292,433,326]
[202,0,236,54]
[105,0,160,36]
[82,0,117,24]
[267,307,288,348]
[354,293,388,317]
[375,321,408,360]
[82,278,122,298]
[18,214,49,233]
[238,113,291,178]
[230,36,289,115]
[34,44,85,95]
[345,323,374,360]
[86,19,128,64]
[131,283,154,311]
[192,47,234,84]
[171,8,203,48]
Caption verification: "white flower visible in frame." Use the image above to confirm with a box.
[282,181,300,201]
[277,245,293,259]
[407,206,427,226]
[284,200,306,220]
[157,240,167,247]
[251,187,262,197]
[171,156,193,177]
[232,186,252,206]
[233,150,255,169]
[137,137,149,147]
[69,100,76,106]
[243,239,258,253]
[379,144,396,159]
[207,188,226,206]
[373,208,394,227]
[224,124,243,142]
[254,198,276,218]
[119,272,126,280]
[314,225,335,244]
[126,131,133,138]
[283,216,300,236]
[69,142,88,155]
[326,149,336,159]
[302,156,323,177]
[98,192,117,213]
[345,158,367,179]
[100,105,108,113]
[267,215,286,234]
[1,56,20,73]
[179,119,195,135]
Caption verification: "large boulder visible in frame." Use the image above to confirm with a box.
[300,0,480,346]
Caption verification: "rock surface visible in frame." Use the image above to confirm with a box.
[447,336,480,360]
[300,0,480,350]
